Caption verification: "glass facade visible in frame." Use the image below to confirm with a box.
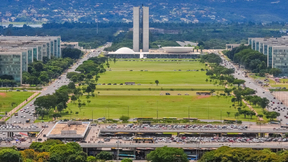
[0,54,22,83]
[22,52,27,72]
[28,49,33,64]
[33,47,37,61]
[38,46,42,61]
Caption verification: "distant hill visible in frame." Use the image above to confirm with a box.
[0,0,287,23]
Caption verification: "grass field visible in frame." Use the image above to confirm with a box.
[50,91,258,122]
[97,60,218,90]
[0,92,34,115]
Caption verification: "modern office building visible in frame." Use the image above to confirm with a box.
[142,6,149,52]
[133,6,149,52]
[0,36,62,84]
[133,7,140,52]
[248,36,288,75]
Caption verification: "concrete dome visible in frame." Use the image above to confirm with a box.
[115,47,135,53]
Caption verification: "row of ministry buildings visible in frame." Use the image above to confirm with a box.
[0,36,61,84]
[248,36,288,75]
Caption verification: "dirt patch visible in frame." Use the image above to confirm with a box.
[196,95,211,99]
[0,93,7,97]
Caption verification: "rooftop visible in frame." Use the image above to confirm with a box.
[46,121,90,139]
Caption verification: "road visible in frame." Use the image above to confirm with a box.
[7,43,112,124]
[214,50,287,124]
[3,142,288,149]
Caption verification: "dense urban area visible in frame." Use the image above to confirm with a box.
[1,1,288,162]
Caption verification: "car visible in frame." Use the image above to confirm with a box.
[80,141,87,143]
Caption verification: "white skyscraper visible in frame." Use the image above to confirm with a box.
[142,6,149,52]
[133,6,149,52]
[133,7,140,52]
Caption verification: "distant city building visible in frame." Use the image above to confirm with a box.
[0,36,61,84]
[226,44,249,50]
[133,6,149,52]
[61,42,82,50]
[248,36,288,75]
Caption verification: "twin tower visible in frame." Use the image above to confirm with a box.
[133,6,149,52]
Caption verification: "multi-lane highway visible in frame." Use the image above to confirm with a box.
[7,43,112,124]
[215,50,287,124]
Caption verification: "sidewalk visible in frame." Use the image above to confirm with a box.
[0,92,39,122]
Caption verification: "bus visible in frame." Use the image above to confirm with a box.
[133,137,154,143]
[187,155,198,160]
[118,154,136,160]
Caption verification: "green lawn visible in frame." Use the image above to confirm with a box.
[0,92,34,115]
[52,92,257,122]
[109,60,203,71]
[98,60,217,89]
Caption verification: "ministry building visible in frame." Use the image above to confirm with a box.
[248,36,288,75]
[0,36,61,84]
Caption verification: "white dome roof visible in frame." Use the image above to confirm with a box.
[115,47,135,53]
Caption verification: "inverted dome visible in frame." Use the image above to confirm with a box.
[115,47,135,53]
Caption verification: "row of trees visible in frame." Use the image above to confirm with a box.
[0,79,17,87]
[225,45,282,76]
[22,57,74,85]
[62,48,83,59]
[34,57,108,120]
[200,146,288,162]
[0,139,133,162]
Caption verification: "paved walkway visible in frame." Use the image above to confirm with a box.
[0,92,39,122]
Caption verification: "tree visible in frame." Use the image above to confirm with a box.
[121,159,133,162]
[226,112,230,117]
[0,149,21,162]
[234,112,240,119]
[120,115,130,122]
[68,82,76,89]
[96,151,113,161]
[36,152,50,162]
[265,111,280,121]
[155,80,159,86]
[56,102,65,113]
[71,95,77,103]
[87,156,97,162]
[259,97,270,109]
[269,68,282,77]
[233,79,246,88]
[62,48,82,59]
[147,146,188,162]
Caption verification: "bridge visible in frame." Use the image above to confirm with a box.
[100,128,288,134]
